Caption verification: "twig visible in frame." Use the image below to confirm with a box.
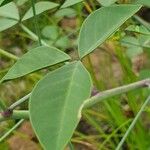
[20,24,49,46]
[0,48,18,60]
[8,93,31,110]
[0,110,29,122]
[0,79,150,122]
[84,78,150,108]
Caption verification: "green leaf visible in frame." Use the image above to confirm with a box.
[55,36,70,49]
[55,8,77,18]
[61,0,83,8]
[29,61,92,150]
[22,1,59,21]
[96,0,117,6]
[121,36,143,58]
[16,0,28,6]
[135,0,150,7]
[0,18,18,32]
[0,0,12,6]
[0,2,19,20]
[42,25,59,40]
[0,46,70,83]
[78,4,142,58]
[0,0,3,4]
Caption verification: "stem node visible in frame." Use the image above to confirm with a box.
[1,109,13,118]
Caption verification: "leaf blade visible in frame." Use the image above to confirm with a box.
[61,0,83,8]
[0,0,12,6]
[96,0,117,6]
[78,4,142,58]
[0,2,19,20]
[0,18,17,32]
[1,46,70,82]
[29,61,92,150]
[22,1,59,21]
[135,0,150,7]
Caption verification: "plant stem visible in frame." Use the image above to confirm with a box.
[31,0,42,46]
[0,48,18,60]
[115,95,150,150]
[8,93,31,110]
[20,24,49,46]
[84,78,150,108]
[0,119,24,142]
[0,110,29,122]
[20,24,68,64]
[0,79,150,122]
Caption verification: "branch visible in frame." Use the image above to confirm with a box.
[0,79,150,122]
[20,24,49,46]
[0,48,18,60]
[84,78,150,108]
[0,110,29,122]
[8,93,31,110]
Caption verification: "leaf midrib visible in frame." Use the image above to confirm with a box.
[56,62,79,150]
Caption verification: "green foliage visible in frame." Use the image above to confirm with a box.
[0,0,12,6]
[78,4,142,58]
[1,46,70,83]
[135,0,150,7]
[42,25,59,40]
[121,36,143,58]
[0,2,19,31]
[0,2,19,19]
[96,0,117,6]
[1,0,150,149]
[126,25,150,35]
[16,0,28,6]
[61,0,83,8]
[55,8,77,18]
[0,1,59,32]
[138,35,150,48]
[0,18,17,32]
[22,1,59,21]
[29,61,92,149]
